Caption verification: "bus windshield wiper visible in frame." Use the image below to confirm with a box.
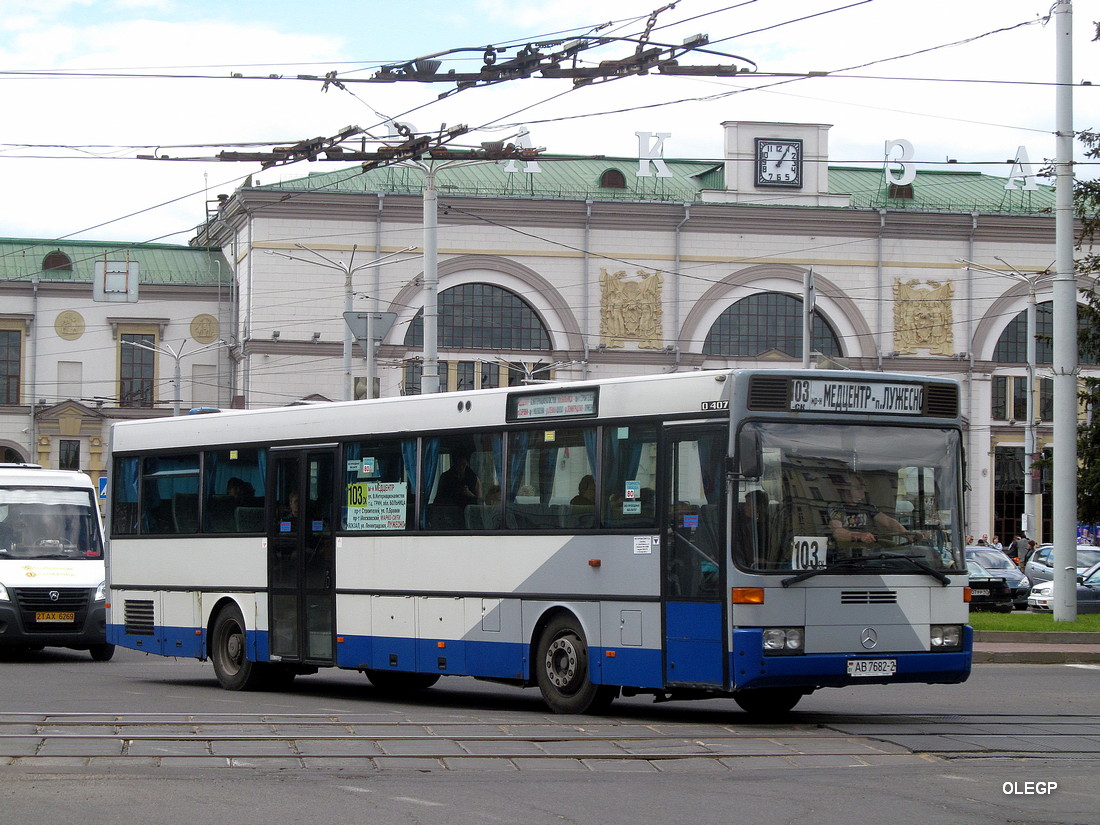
[782,552,951,587]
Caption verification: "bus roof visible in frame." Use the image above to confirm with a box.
[108,368,959,454]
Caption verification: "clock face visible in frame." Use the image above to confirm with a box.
[755,138,803,188]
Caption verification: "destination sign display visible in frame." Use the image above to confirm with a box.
[510,389,598,421]
[790,379,924,415]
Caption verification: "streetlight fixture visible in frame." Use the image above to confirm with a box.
[958,258,1052,544]
[266,245,415,401]
[391,136,540,394]
[122,338,229,416]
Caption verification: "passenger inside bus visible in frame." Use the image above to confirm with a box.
[433,451,481,509]
[570,475,596,506]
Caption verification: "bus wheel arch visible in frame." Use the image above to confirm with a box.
[532,609,617,714]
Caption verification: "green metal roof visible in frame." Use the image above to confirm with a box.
[0,238,231,286]
[257,155,1055,216]
[827,166,1054,214]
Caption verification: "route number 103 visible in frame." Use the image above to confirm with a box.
[792,536,827,570]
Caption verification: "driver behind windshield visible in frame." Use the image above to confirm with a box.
[828,476,908,546]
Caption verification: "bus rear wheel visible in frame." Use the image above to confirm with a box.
[536,615,617,714]
[733,688,805,717]
[210,604,265,691]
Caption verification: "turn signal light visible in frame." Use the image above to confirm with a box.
[732,587,765,604]
[963,587,972,603]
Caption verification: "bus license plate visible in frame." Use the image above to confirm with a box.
[847,658,896,677]
[35,612,75,623]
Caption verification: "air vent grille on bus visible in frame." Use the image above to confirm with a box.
[840,590,898,605]
[747,375,789,411]
[925,383,959,417]
[124,599,155,636]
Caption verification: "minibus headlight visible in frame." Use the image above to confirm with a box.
[930,624,962,650]
[94,581,108,602]
[763,627,804,654]
[0,583,9,602]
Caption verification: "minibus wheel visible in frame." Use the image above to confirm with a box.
[89,643,115,662]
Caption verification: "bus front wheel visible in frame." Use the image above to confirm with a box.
[733,688,805,717]
[210,605,265,691]
[536,615,617,714]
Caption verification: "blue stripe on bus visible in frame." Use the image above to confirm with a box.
[731,626,973,689]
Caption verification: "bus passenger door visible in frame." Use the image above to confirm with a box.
[268,447,336,666]
[663,425,727,689]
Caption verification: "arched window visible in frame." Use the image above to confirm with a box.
[404,283,551,350]
[599,168,627,189]
[703,292,843,358]
[993,301,1098,365]
[42,251,72,272]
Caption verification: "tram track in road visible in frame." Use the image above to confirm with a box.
[0,711,1094,770]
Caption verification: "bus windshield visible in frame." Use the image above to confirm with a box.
[0,488,104,560]
[735,422,964,575]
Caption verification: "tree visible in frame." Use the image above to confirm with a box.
[1074,129,1100,522]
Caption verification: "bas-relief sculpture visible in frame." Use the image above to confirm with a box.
[893,278,954,356]
[599,269,664,349]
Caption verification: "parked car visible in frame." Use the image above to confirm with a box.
[966,559,1014,612]
[1027,562,1100,613]
[1023,544,1100,586]
[966,547,1030,609]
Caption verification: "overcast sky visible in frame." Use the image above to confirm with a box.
[1,0,1094,244]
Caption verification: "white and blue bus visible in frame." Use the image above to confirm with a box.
[106,369,970,715]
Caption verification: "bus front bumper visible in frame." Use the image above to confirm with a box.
[731,626,973,690]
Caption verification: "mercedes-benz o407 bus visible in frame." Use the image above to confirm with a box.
[106,369,970,715]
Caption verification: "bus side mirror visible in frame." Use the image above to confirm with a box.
[738,430,762,478]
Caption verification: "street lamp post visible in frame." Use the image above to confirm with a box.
[958,259,1050,544]
[123,338,229,415]
[401,152,526,393]
[267,245,414,401]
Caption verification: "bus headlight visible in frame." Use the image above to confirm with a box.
[763,627,804,654]
[930,624,962,650]
[94,581,108,602]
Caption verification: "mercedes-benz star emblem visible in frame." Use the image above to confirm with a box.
[860,627,878,649]
[48,590,60,602]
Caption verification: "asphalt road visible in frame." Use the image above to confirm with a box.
[0,647,1096,825]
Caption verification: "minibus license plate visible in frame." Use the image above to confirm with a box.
[847,658,896,677]
[35,611,74,623]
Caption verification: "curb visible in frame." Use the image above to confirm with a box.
[972,647,1100,664]
[973,630,1100,644]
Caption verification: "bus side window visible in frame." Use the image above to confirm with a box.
[343,438,416,532]
[423,434,500,532]
[602,424,658,528]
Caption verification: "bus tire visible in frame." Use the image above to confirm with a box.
[210,604,265,691]
[89,643,115,662]
[733,688,804,717]
[363,669,440,692]
[536,615,617,714]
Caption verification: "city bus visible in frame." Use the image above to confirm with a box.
[105,369,970,715]
[0,464,113,660]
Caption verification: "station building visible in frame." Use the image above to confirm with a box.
[2,121,1090,539]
